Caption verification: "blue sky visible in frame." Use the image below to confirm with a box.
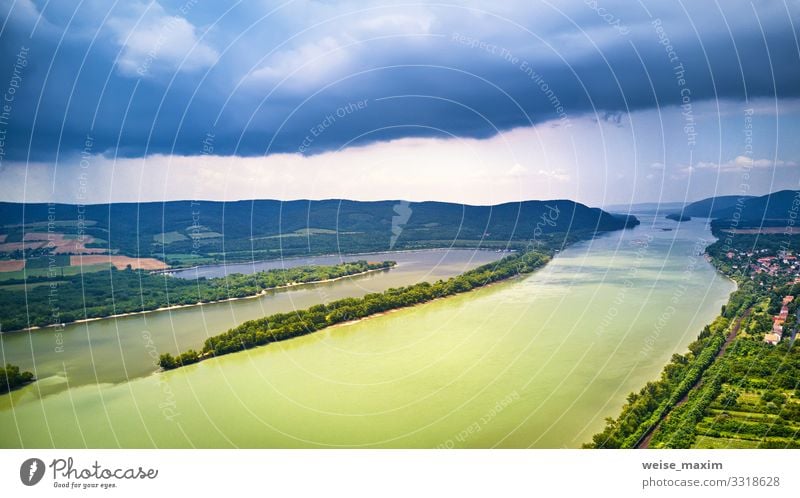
[0,0,798,205]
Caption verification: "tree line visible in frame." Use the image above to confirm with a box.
[0,260,394,332]
[159,250,550,371]
[587,232,800,448]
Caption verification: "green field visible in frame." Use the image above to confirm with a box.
[693,436,761,449]
[0,280,64,291]
[188,231,222,239]
[2,220,98,229]
[163,253,217,266]
[0,263,112,282]
[154,231,188,244]
[24,254,71,268]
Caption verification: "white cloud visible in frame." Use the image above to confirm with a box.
[3,100,799,206]
[108,1,218,77]
[669,155,797,180]
[353,13,434,35]
[508,163,528,175]
[694,156,798,173]
[243,9,435,90]
[245,37,349,90]
[537,169,571,182]
[0,120,586,205]
[671,165,694,179]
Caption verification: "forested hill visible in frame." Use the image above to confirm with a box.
[0,199,638,264]
[679,190,800,227]
[681,195,754,217]
[712,190,800,224]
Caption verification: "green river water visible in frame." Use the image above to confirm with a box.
[0,216,734,448]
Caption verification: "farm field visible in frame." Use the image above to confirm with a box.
[70,255,168,270]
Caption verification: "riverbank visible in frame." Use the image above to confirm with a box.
[159,250,552,370]
[585,234,756,448]
[322,270,530,332]
[4,264,395,335]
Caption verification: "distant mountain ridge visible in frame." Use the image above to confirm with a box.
[676,190,800,226]
[0,199,638,263]
[604,201,687,215]
[680,195,755,218]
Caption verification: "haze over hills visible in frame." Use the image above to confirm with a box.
[0,199,638,265]
[604,201,687,215]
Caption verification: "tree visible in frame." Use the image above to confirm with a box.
[158,353,177,370]
[0,363,35,394]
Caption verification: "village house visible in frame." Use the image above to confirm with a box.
[764,295,795,345]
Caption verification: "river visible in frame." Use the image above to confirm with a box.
[0,249,503,393]
[0,216,735,448]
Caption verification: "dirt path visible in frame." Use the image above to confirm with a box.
[635,308,751,449]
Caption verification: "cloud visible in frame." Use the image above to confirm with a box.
[0,120,585,204]
[508,163,528,175]
[244,37,350,90]
[0,0,799,173]
[537,169,571,182]
[669,155,798,180]
[107,1,218,77]
[3,105,799,206]
[693,156,798,173]
[242,10,434,91]
[671,165,694,179]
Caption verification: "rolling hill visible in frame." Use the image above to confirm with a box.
[673,190,800,227]
[680,195,755,218]
[0,199,639,265]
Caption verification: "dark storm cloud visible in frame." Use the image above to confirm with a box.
[0,0,798,163]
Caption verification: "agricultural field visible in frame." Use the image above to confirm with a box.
[154,231,188,244]
[162,253,217,266]
[0,260,24,272]
[70,255,168,270]
[0,263,112,283]
[22,232,106,254]
[690,356,800,447]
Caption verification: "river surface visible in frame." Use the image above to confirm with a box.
[0,249,502,391]
[168,250,502,279]
[0,217,735,448]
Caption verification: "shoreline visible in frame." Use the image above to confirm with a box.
[324,272,527,332]
[590,231,743,448]
[4,266,394,335]
[176,253,550,368]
